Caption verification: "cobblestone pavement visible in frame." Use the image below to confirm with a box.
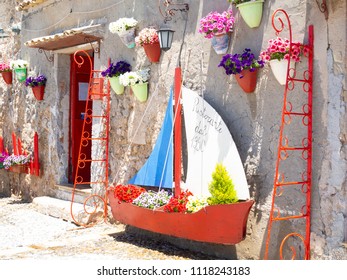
[0,195,216,260]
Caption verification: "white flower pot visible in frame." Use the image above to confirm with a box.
[269,59,295,85]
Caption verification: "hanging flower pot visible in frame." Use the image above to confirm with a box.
[143,42,161,63]
[109,18,138,48]
[219,48,265,92]
[135,27,161,63]
[211,33,231,55]
[109,76,124,95]
[235,69,258,93]
[14,67,27,83]
[118,27,136,48]
[269,59,295,85]
[236,0,264,28]
[32,85,45,100]
[1,71,12,85]
[25,74,47,100]
[131,82,148,102]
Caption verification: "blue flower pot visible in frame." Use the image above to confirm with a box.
[211,33,230,55]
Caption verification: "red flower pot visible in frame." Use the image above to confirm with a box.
[235,69,258,93]
[1,71,12,85]
[32,85,45,100]
[143,42,161,63]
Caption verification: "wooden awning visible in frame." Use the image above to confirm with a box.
[16,0,46,11]
[24,25,103,52]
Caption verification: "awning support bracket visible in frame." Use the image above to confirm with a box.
[84,38,100,58]
[38,48,54,62]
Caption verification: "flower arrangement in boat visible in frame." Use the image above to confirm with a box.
[260,37,309,63]
[135,27,159,46]
[101,61,131,78]
[112,184,146,203]
[0,62,11,72]
[119,68,150,86]
[2,154,31,169]
[109,17,138,34]
[198,10,235,39]
[163,190,193,213]
[186,195,209,213]
[25,74,47,87]
[133,189,172,210]
[218,48,265,77]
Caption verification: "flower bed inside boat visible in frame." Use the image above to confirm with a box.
[107,188,254,244]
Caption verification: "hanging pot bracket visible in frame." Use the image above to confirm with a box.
[38,48,54,62]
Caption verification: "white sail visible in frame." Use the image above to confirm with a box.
[182,86,250,200]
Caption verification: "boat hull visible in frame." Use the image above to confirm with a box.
[108,189,254,245]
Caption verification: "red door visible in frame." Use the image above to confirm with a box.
[69,53,93,184]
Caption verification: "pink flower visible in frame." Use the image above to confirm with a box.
[198,10,235,39]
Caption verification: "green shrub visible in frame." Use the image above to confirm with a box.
[207,163,238,205]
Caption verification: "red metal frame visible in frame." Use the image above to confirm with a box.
[70,51,110,226]
[264,9,314,260]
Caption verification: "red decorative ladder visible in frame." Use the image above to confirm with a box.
[70,51,110,226]
[264,9,314,260]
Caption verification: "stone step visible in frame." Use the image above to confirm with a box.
[50,184,93,206]
[32,196,104,225]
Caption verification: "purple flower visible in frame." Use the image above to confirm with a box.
[218,48,265,78]
[25,74,47,87]
[101,60,131,78]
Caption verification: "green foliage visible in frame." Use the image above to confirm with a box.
[207,163,238,205]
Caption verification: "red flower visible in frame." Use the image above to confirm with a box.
[111,184,146,203]
[163,190,193,213]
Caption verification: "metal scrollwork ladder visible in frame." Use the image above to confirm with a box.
[70,50,110,227]
[264,9,314,260]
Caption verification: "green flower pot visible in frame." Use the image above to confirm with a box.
[131,82,148,102]
[14,67,27,82]
[237,0,264,28]
[109,76,124,95]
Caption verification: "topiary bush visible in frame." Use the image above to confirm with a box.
[207,163,238,205]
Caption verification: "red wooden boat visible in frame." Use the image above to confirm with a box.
[108,191,253,244]
[107,67,254,245]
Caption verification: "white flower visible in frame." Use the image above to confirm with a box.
[10,59,28,69]
[186,195,209,213]
[109,17,138,34]
[119,68,150,86]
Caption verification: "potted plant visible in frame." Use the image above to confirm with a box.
[3,153,31,173]
[25,74,47,100]
[119,68,150,102]
[198,9,235,54]
[218,48,265,93]
[101,60,131,95]
[229,0,264,28]
[10,59,28,82]
[109,17,138,48]
[260,37,309,85]
[207,163,239,205]
[135,27,161,62]
[0,62,12,85]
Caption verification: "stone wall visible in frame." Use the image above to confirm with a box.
[0,0,346,259]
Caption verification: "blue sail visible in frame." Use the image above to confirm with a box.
[128,91,173,188]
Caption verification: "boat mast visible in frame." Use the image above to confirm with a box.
[173,8,188,198]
